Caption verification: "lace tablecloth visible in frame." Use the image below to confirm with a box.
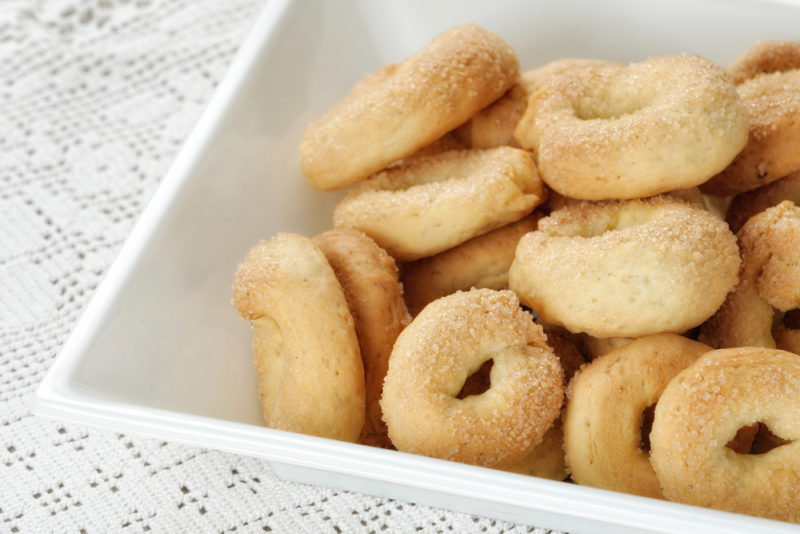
[0,1,560,532]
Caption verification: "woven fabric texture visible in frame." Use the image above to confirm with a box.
[0,1,563,532]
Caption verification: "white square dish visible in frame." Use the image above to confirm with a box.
[33,0,800,532]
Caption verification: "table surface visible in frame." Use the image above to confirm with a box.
[0,1,561,532]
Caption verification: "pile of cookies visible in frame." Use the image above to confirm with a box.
[233,25,800,523]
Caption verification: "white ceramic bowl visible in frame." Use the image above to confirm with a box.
[34,1,800,532]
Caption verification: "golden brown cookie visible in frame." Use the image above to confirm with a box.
[728,40,800,84]
[509,197,741,338]
[515,55,748,200]
[333,147,545,261]
[700,200,800,352]
[381,289,564,468]
[299,24,519,190]
[312,228,411,447]
[650,347,800,522]
[701,69,800,196]
[563,334,711,498]
[232,233,365,441]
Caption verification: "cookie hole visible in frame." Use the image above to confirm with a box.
[781,308,800,329]
[725,422,760,454]
[639,404,655,453]
[726,422,791,454]
[575,97,647,121]
[750,423,792,454]
[457,359,493,399]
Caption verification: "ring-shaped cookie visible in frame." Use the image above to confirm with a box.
[650,347,800,522]
[509,197,741,338]
[312,228,411,447]
[700,69,800,196]
[380,288,564,468]
[728,40,800,84]
[232,233,365,441]
[299,24,519,190]
[563,334,711,498]
[514,54,748,200]
[334,147,545,261]
[700,200,800,352]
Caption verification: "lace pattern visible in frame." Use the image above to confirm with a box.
[0,1,562,531]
